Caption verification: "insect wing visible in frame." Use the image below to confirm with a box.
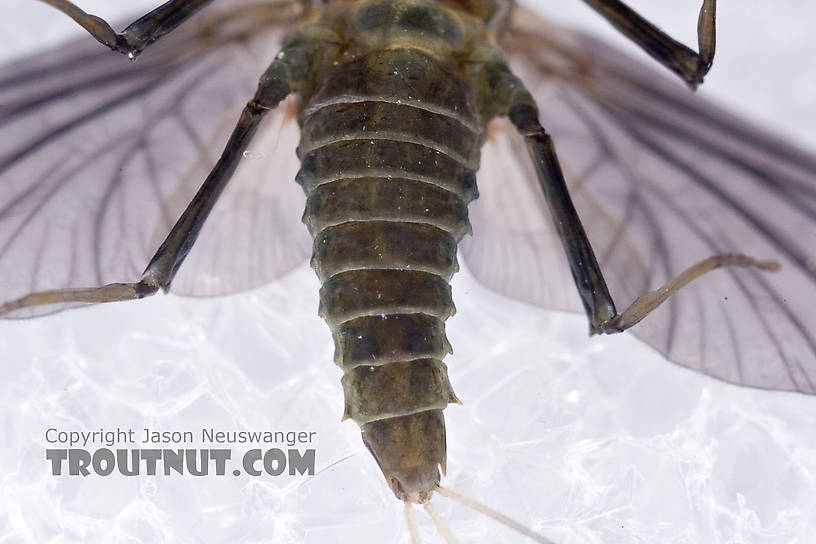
[461,18,816,394]
[0,0,310,317]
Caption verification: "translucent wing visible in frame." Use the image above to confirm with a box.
[461,14,816,393]
[0,0,311,317]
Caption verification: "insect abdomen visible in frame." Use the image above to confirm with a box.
[295,47,483,501]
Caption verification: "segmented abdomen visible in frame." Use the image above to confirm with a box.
[295,48,483,499]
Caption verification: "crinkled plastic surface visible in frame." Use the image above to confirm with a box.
[1,2,815,543]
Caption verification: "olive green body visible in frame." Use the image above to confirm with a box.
[285,0,534,503]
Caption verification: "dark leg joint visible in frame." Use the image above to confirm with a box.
[583,0,716,88]
[508,103,542,136]
[134,280,160,298]
[39,0,214,59]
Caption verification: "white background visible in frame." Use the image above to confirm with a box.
[1,2,815,543]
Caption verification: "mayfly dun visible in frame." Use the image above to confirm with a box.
[1,1,816,543]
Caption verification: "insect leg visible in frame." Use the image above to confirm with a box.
[582,0,715,87]
[508,102,777,335]
[0,55,296,317]
[37,0,214,58]
[508,103,616,332]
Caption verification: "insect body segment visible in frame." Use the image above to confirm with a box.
[292,0,524,503]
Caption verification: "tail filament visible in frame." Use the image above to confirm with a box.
[436,485,555,544]
[424,501,459,544]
